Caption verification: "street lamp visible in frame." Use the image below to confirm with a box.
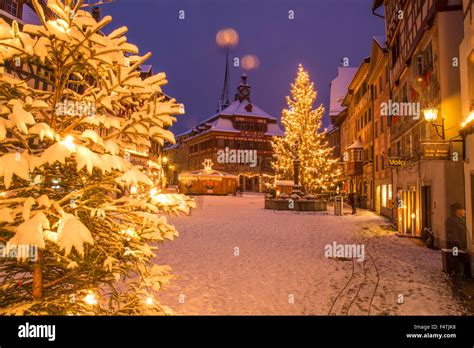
[422,107,438,121]
[461,110,474,129]
[422,106,445,140]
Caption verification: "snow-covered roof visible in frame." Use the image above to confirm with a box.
[207,117,239,132]
[201,100,276,125]
[219,99,276,120]
[266,123,284,136]
[140,65,152,74]
[178,98,282,141]
[180,168,238,179]
[373,36,386,49]
[347,139,363,149]
[165,143,179,150]
[329,67,358,117]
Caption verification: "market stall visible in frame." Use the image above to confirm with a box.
[178,159,238,195]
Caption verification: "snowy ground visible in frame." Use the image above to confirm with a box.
[156,193,467,315]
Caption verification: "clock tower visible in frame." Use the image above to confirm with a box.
[236,74,251,102]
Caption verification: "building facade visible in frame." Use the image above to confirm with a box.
[368,37,393,218]
[460,0,474,274]
[373,0,464,246]
[328,66,358,160]
[341,57,374,209]
[166,74,283,192]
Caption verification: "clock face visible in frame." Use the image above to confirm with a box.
[241,87,250,97]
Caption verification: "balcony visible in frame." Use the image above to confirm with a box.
[346,161,363,176]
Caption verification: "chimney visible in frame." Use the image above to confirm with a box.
[92,6,101,22]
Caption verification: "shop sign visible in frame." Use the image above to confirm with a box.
[422,143,450,160]
[388,157,406,167]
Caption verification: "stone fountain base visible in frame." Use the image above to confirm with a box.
[264,198,327,211]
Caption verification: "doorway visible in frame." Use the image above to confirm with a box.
[398,189,417,236]
[421,185,432,234]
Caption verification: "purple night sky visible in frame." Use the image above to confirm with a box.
[102,0,385,134]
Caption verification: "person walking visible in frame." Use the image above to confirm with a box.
[445,203,466,250]
[349,192,357,215]
[445,203,467,275]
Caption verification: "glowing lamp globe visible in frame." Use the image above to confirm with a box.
[422,107,438,122]
[462,111,474,128]
[216,28,239,48]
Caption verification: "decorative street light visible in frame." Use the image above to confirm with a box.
[461,110,474,129]
[422,107,438,121]
[422,106,445,140]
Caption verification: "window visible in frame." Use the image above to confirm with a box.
[388,184,392,200]
[3,0,19,16]
[368,108,372,122]
[402,82,408,103]
[381,185,387,207]
[233,120,266,132]
[375,121,378,138]
[416,43,434,76]
[468,50,474,108]
[350,149,363,162]
[381,156,385,170]
[379,76,383,94]
[265,157,272,168]
[381,116,384,133]
[375,155,379,171]
[391,34,400,64]
[424,43,433,72]
[416,54,424,76]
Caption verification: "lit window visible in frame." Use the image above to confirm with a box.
[381,185,387,207]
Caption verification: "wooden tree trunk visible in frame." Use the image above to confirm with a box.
[32,250,43,299]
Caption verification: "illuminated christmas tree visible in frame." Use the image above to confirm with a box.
[272,64,341,194]
[0,0,194,315]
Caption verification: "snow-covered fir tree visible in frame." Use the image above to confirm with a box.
[272,64,341,194]
[0,0,194,315]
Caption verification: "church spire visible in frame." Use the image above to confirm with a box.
[217,48,231,112]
